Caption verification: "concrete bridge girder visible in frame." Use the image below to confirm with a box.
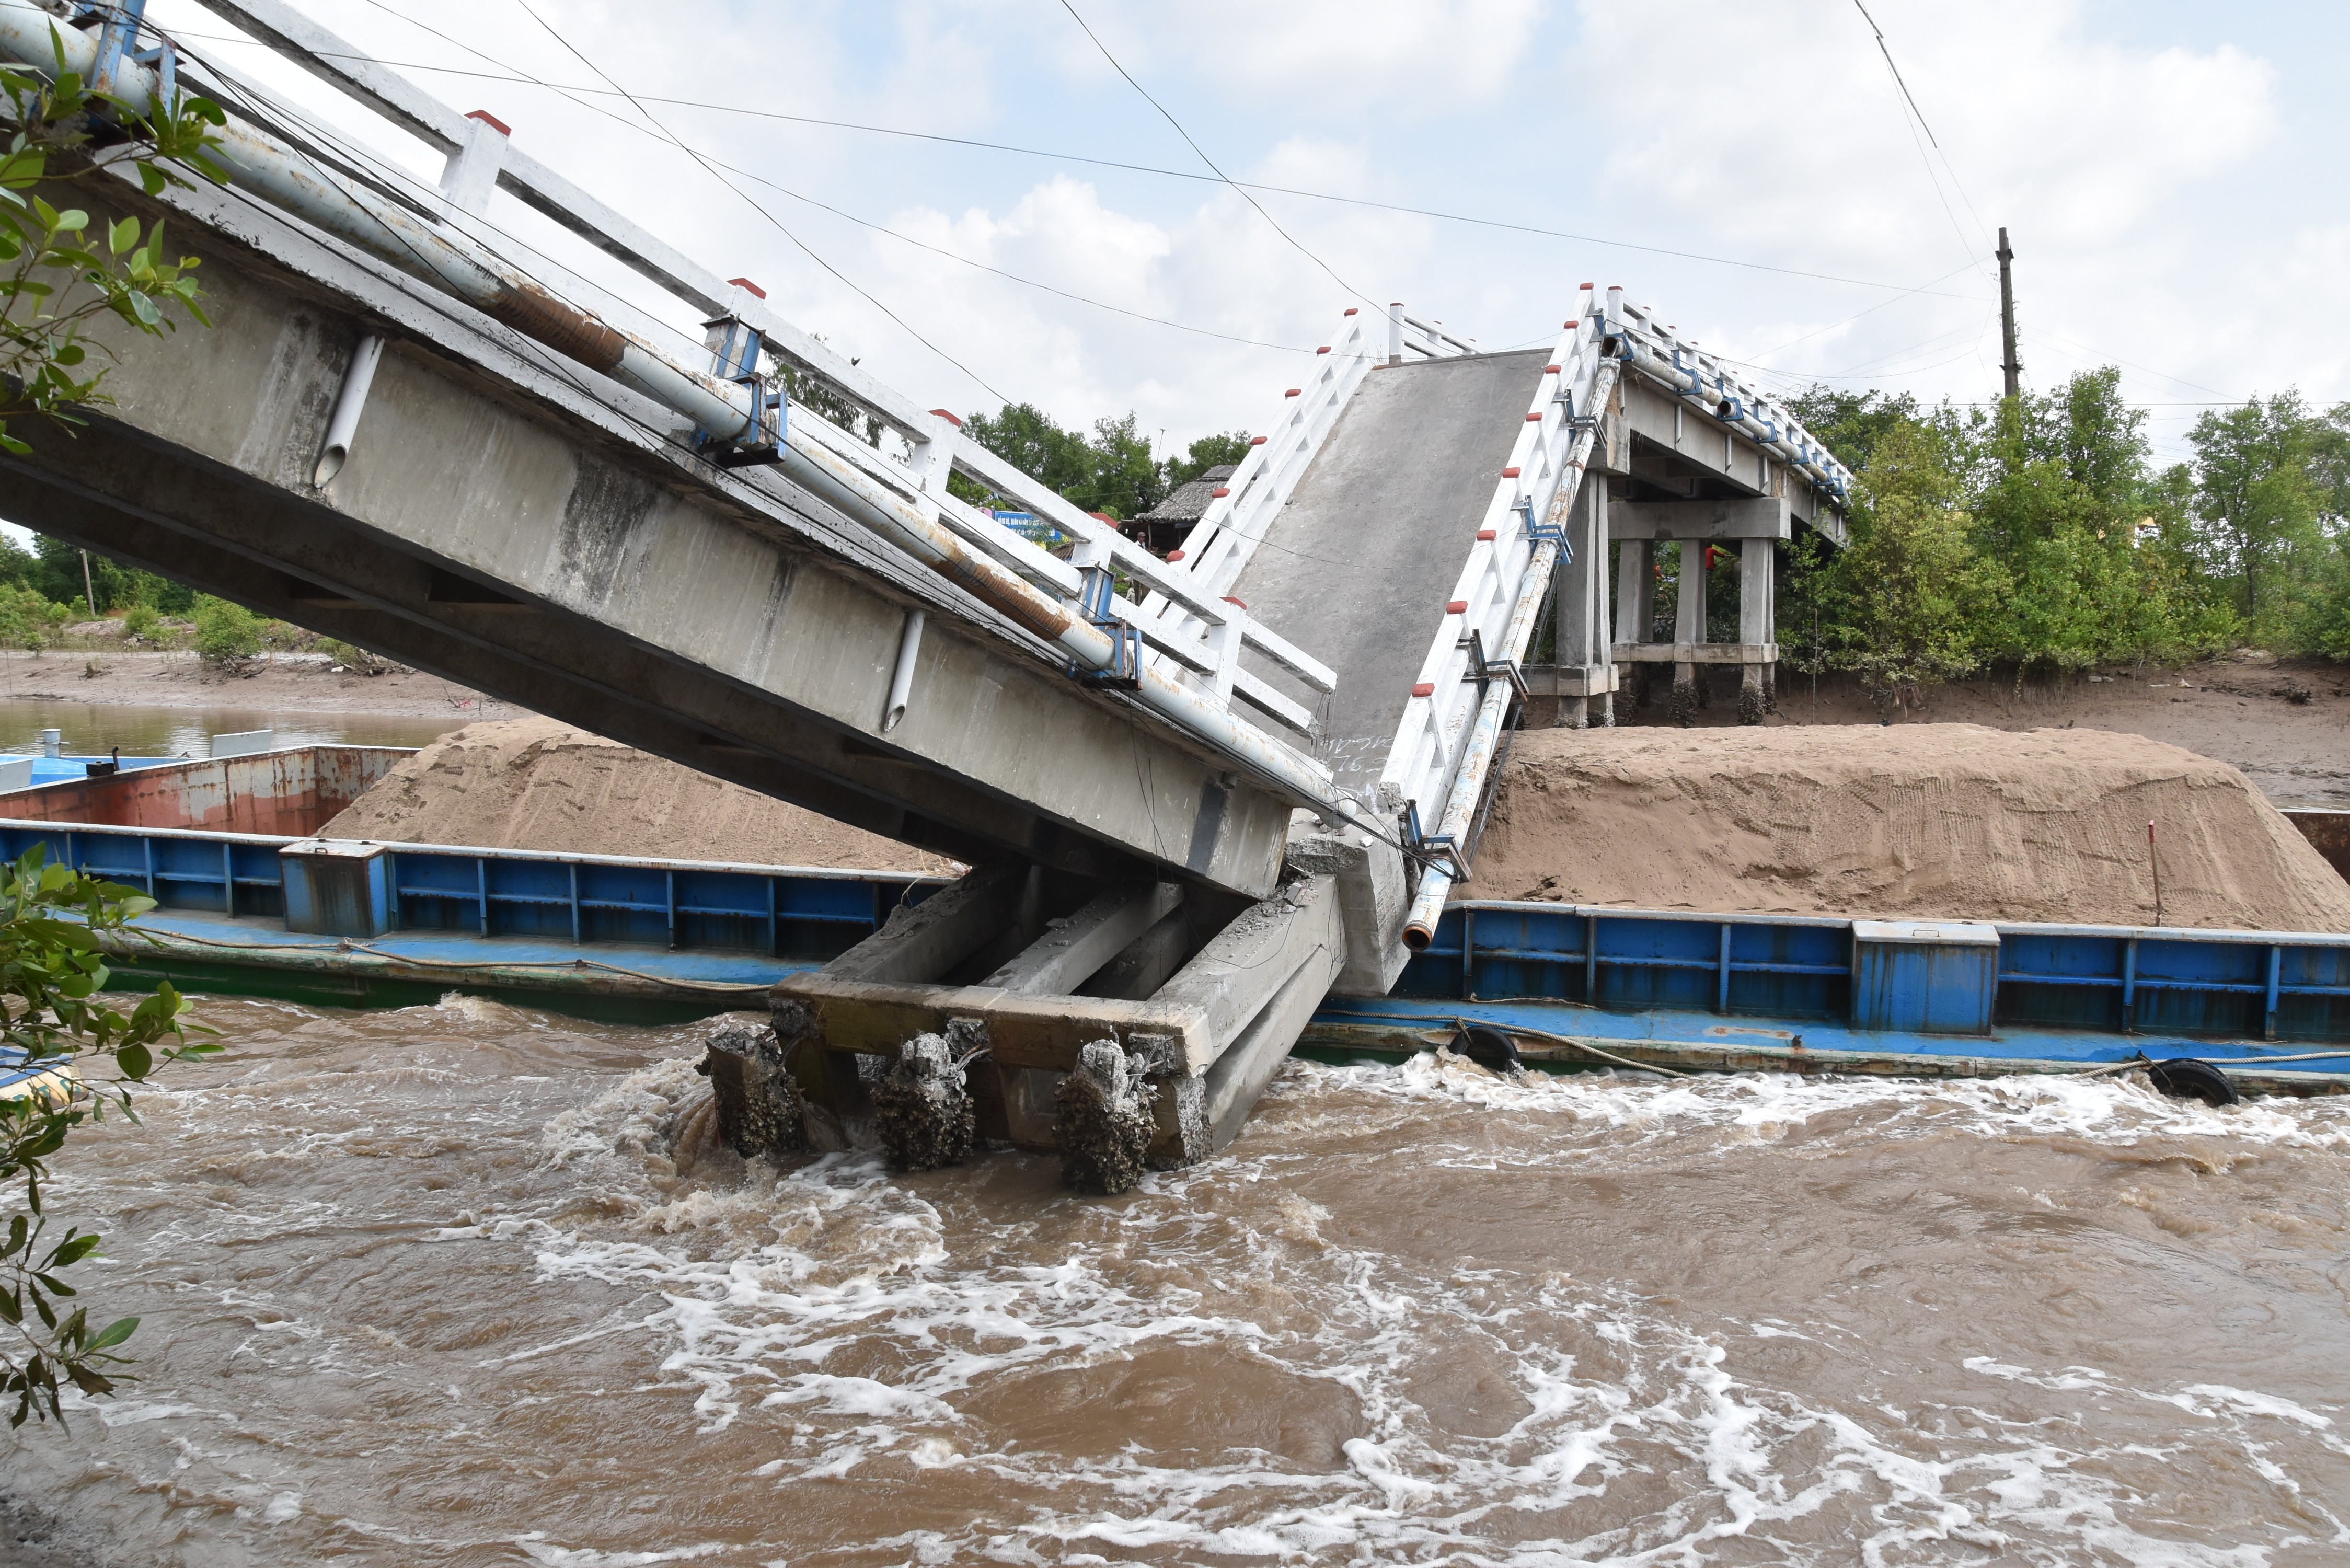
[1604,378,1847,548]
[0,175,1297,896]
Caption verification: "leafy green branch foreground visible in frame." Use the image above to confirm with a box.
[2,27,227,1431]
[1,848,210,1429]
[3,25,226,456]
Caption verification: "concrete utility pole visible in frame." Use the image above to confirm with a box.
[1996,227,2020,400]
[79,549,97,616]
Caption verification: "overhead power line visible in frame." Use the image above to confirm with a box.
[1852,0,1939,146]
[364,4,1326,356]
[1053,0,1373,307]
[365,0,1006,402]
[325,6,1314,359]
[1851,0,1998,277]
[175,18,1982,303]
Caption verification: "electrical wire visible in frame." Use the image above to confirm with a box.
[1735,261,1981,368]
[304,19,1201,387]
[1053,0,1372,308]
[600,143,1320,356]
[339,0,1015,401]
[123,17,1404,843]
[336,7,1324,356]
[504,0,1012,407]
[2023,325,2237,400]
[1857,11,1987,278]
[169,19,1991,303]
[1852,1,1939,148]
[156,21,1021,667]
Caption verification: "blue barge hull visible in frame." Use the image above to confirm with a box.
[12,817,2348,1091]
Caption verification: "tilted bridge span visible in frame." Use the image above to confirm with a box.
[0,0,1849,1178]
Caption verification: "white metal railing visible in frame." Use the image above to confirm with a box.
[1379,285,1861,826]
[1377,291,1606,822]
[1167,306,1476,603]
[1379,283,1856,942]
[137,0,1347,766]
[1609,297,1855,511]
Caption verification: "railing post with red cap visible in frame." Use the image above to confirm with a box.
[437,109,509,217]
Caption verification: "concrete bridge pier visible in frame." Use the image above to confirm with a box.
[1614,532,1656,714]
[1739,536,1778,724]
[1609,497,1790,727]
[709,824,1404,1189]
[1547,478,1618,729]
[1672,537,1710,724]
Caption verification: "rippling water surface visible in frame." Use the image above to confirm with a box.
[6,995,2348,1565]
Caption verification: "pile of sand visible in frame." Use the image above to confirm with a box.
[1462,723,2350,931]
[319,717,959,874]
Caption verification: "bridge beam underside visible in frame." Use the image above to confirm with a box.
[0,186,1292,895]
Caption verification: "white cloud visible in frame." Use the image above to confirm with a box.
[1581,0,2275,269]
[1153,0,1544,109]
[1566,0,2323,414]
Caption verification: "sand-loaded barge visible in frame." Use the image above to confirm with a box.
[6,732,2348,1171]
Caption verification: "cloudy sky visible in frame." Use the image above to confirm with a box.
[88,1,2350,481]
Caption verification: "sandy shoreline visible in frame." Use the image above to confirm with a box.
[1470,722,2350,930]
[1610,656,2350,805]
[0,649,529,723]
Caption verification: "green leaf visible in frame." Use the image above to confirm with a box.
[107,215,136,256]
[45,1231,100,1269]
[63,1363,114,1397]
[83,1316,136,1353]
[116,1042,150,1081]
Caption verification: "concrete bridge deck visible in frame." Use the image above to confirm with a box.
[1231,348,1553,798]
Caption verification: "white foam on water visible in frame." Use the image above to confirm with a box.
[512,1538,729,1566]
[540,1053,709,1169]
[480,1052,2350,1566]
[1286,1052,2350,1159]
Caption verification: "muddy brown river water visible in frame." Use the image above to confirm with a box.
[5,995,2348,1565]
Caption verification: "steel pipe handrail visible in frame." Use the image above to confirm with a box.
[0,3,765,444]
[0,1,1354,827]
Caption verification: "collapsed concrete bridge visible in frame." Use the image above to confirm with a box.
[0,0,1848,1184]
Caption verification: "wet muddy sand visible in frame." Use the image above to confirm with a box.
[4,999,2345,1565]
